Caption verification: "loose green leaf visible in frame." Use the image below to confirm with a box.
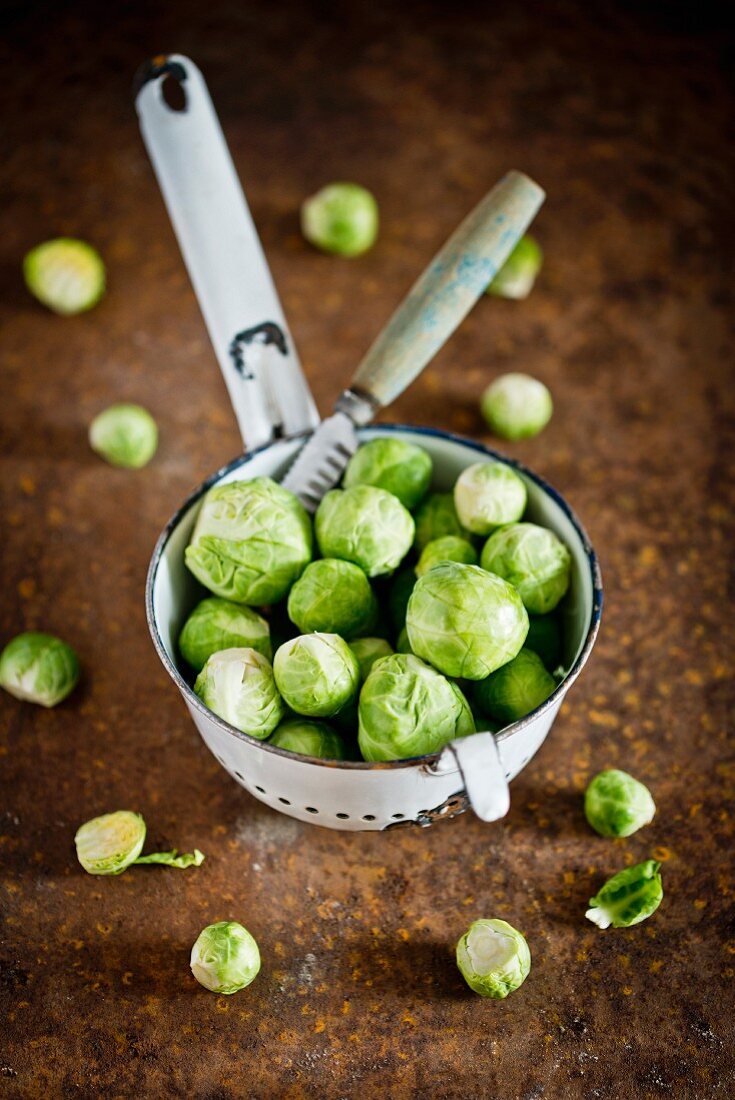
[586,860,663,929]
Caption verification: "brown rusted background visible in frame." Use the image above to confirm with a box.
[1,1,734,1097]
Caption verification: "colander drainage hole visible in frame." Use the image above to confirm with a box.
[391,813,405,820]
[336,813,350,820]
[362,814,376,821]
[278,797,291,805]
[234,771,244,780]
[255,785,266,793]
[305,807,319,814]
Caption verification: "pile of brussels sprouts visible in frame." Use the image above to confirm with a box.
[178,436,572,764]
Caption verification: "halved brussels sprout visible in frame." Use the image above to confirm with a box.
[413,492,471,553]
[190,921,261,994]
[273,633,360,717]
[185,477,312,606]
[89,404,158,469]
[486,235,542,300]
[269,718,346,760]
[456,919,531,998]
[525,613,563,671]
[453,462,527,535]
[358,653,475,761]
[23,237,105,315]
[315,486,414,578]
[343,438,432,510]
[472,648,555,724]
[301,182,379,257]
[481,372,553,441]
[179,598,271,672]
[287,558,377,639]
[415,535,477,577]
[584,770,656,838]
[194,648,284,738]
[0,632,79,707]
[481,523,571,614]
[74,810,203,875]
[406,562,529,680]
[586,861,663,929]
[348,637,394,682]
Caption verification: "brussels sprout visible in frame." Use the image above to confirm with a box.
[586,861,663,929]
[273,633,360,717]
[413,492,471,553]
[23,237,105,315]
[315,486,414,578]
[343,438,432,510]
[287,559,377,639]
[186,477,312,605]
[270,718,346,759]
[194,648,284,738]
[190,921,260,994]
[406,562,529,680]
[481,373,553,441]
[395,626,414,654]
[0,632,79,707]
[481,523,571,615]
[348,637,394,682]
[358,653,475,761]
[456,919,531,998]
[75,810,204,875]
[179,598,271,672]
[525,613,563,671]
[388,568,416,632]
[301,182,379,257]
[453,462,527,536]
[486,234,543,300]
[472,648,555,724]
[415,535,477,577]
[89,403,158,469]
[584,770,656,838]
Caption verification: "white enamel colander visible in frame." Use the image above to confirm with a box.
[137,56,602,831]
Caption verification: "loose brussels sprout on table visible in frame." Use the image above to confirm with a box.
[481,522,571,615]
[472,647,555,725]
[89,403,158,469]
[456,919,531,998]
[287,559,377,639]
[406,562,529,680]
[194,648,284,738]
[525,613,563,671]
[269,719,346,760]
[486,234,543,301]
[481,372,553,441]
[301,182,379,257]
[343,437,432,510]
[23,237,105,315]
[273,634,359,718]
[413,492,470,553]
[415,535,477,577]
[179,598,271,672]
[584,769,656,838]
[190,921,261,994]
[586,861,663,929]
[358,653,475,761]
[315,485,414,578]
[348,637,394,682]
[75,810,203,875]
[186,477,312,605]
[0,631,79,707]
[453,461,527,535]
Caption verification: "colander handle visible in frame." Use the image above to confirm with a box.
[134,54,319,450]
[431,732,510,822]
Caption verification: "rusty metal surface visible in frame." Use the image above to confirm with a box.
[1,2,733,1097]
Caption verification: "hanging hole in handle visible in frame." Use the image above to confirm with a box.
[161,72,187,112]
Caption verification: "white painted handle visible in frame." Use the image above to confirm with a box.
[135,55,319,450]
[431,732,510,822]
[351,171,544,408]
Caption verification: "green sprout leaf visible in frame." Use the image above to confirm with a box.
[586,860,663,929]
